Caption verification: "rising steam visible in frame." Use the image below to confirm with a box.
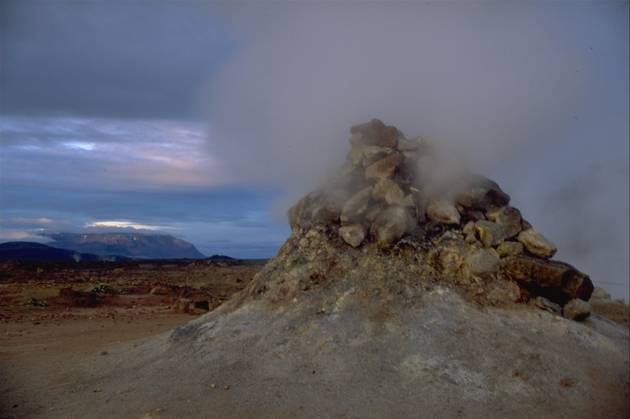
[203,1,628,298]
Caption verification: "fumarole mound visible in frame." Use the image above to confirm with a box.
[49,120,628,419]
[287,118,594,316]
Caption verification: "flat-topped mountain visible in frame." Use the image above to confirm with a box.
[45,232,205,259]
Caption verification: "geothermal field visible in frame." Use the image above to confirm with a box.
[1,121,628,418]
[2,2,628,418]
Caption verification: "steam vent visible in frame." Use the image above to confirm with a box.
[287,118,594,316]
[63,120,628,418]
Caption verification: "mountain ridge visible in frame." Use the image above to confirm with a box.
[44,232,205,259]
[0,241,105,263]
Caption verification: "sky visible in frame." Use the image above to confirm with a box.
[0,1,291,258]
[0,1,628,297]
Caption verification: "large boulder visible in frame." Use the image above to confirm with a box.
[563,299,592,321]
[465,248,501,275]
[338,224,366,248]
[455,176,511,210]
[517,228,557,258]
[426,199,460,225]
[486,280,522,304]
[486,206,522,238]
[350,118,400,148]
[500,255,593,303]
[496,241,524,257]
[474,220,505,247]
[364,152,403,180]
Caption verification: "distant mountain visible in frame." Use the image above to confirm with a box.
[207,254,236,262]
[0,242,102,263]
[45,232,205,259]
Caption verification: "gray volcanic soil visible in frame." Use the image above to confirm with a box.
[25,229,629,419]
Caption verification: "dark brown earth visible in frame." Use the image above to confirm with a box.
[0,259,262,418]
[0,259,262,320]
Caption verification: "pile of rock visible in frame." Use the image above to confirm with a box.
[289,119,593,319]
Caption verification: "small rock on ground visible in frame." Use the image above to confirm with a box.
[563,299,591,321]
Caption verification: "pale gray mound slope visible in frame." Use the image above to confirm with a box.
[44,228,628,419]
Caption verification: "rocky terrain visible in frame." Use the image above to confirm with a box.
[0,258,262,323]
[0,258,262,418]
[0,120,627,418]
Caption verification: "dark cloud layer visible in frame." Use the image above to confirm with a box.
[0,1,232,119]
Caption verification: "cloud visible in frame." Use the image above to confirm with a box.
[0,116,229,190]
[0,230,51,242]
[63,142,96,151]
[0,0,232,119]
[7,217,55,226]
[84,220,169,231]
[205,2,627,192]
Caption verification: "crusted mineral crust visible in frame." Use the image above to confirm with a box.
[287,118,594,317]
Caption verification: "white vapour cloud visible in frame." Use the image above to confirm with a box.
[84,220,169,231]
[203,1,628,298]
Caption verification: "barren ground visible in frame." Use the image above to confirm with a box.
[0,259,261,418]
[0,259,626,418]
